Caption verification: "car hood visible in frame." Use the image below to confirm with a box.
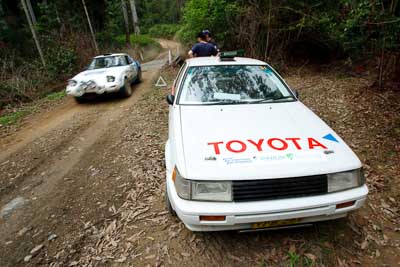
[179,102,361,180]
[72,67,125,82]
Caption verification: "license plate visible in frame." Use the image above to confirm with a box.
[251,218,302,229]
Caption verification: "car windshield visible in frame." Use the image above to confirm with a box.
[87,56,126,70]
[178,65,295,105]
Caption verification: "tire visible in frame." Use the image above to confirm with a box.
[165,184,176,216]
[74,96,87,104]
[134,69,142,84]
[120,78,132,97]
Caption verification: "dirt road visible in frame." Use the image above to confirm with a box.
[0,40,175,266]
[1,44,399,267]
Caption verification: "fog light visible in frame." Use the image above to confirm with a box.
[199,215,226,221]
[336,201,355,209]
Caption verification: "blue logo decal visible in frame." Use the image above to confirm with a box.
[323,134,339,143]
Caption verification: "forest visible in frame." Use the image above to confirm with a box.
[0,0,399,108]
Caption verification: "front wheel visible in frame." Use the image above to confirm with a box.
[120,78,132,97]
[165,184,176,216]
[74,96,87,104]
[134,69,142,84]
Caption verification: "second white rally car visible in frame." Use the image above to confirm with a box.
[164,52,368,232]
[66,53,141,103]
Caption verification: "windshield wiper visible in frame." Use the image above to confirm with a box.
[248,96,295,104]
[203,100,244,105]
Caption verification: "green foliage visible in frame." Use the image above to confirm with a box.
[137,0,181,32]
[0,3,7,40]
[0,108,32,126]
[46,91,66,101]
[114,34,161,48]
[335,0,400,58]
[148,24,181,39]
[104,0,125,37]
[37,2,63,32]
[179,0,400,84]
[44,47,77,80]
[178,0,239,45]
[0,46,76,108]
[287,251,300,267]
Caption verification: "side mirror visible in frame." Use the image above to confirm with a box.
[293,89,299,99]
[166,94,175,105]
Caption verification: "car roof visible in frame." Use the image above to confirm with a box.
[185,57,267,67]
[94,53,127,59]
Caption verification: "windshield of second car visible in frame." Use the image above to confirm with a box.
[178,65,294,105]
[87,56,127,70]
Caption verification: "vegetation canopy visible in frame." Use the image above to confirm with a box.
[0,0,399,110]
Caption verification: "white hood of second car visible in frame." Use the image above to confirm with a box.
[72,66,125,83]
[179,101,361,180]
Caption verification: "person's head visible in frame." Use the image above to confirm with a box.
[202,30,212,41]
[197,32,207,42]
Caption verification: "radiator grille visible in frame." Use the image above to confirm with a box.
[232,175,328,202]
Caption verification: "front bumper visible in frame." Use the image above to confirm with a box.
[166,175,368,231]
[66,82,122,97]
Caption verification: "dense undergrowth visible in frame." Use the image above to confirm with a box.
[148,24,181,39]
[0,46,76,108]
[178,0,400,87]
[114,34,161,48]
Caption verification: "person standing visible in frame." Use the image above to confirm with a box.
[202,29,219,52]
[188,32,218,58]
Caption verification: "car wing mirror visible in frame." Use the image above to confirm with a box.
[167,94,175,105]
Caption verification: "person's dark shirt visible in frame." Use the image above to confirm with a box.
[208,39,218,51]
[191,42,218,57]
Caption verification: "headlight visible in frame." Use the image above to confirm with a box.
[173,167,232,202]
[192,181,232,201]
[68,80,77,87]
[107,76,115,82]
[328,169,365,192]
[174,168,191,200]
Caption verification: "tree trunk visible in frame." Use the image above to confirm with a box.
[21,0,45,66]
[26,0,37,24]
[176,0,183,21]
[264,0,271,61]
[121,0,131,47]
[129,0,140,35]
[81,0,99,54]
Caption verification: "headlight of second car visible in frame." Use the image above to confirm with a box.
[173,167,232,202]
[328,169,365,193]
[68,80,77,87]
[106,76,115,82]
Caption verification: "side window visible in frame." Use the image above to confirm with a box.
[118,56,128,66]
[125,56,133,64]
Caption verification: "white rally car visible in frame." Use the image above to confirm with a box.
[66,53,141,103]
[165,52,368,232]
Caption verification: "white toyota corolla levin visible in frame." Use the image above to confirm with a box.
[165,53,368,232]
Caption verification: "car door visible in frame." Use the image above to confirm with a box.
[125,55,137,80]
[169,63,187,141]
[166,62,187,171]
